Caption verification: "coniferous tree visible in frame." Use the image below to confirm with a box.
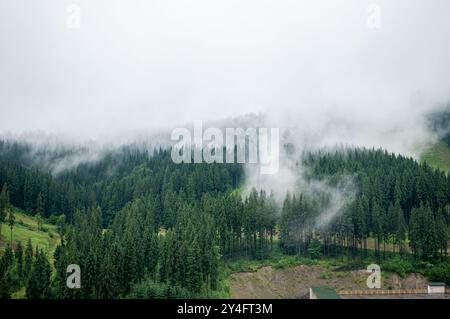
[56,214,66,242]
[35,213,43,232]
[394,203,407,255]
[1,244,14,272]
[24,238,34,282]
[26,249,52,299]
[53,243,69,298]
[435,208,448,258]
[409,203,439,259]
[371,200,384,257]
[15,241,24,280]
[0,244,14,298]
[7,209,15,245]
[36,192,44,217]
[0,183,10,239]
[186,240,202,293]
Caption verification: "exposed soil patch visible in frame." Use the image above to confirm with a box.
[229,264,427,299]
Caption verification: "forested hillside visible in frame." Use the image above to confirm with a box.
[0,140,449,299]
[282,149,449,259]
[423,108,450,172]
[428,108,450,147]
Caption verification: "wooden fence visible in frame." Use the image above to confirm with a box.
[339,289,428,296]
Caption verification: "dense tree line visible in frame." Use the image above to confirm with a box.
[0,140,276,297]
[280,148,450,261]
[0,239,44,299]
[0,141,243,226]
[50,190,277,298]
[0,141,96,221]
[0,141,449,298]
[0,192,276,298]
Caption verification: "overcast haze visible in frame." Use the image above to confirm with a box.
[0,0,449,155]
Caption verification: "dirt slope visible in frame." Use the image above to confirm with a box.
[229,264,427,299]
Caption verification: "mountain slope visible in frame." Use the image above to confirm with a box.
[421,140,450,173]
[0,209,60,256]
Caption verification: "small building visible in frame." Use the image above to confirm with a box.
[427,282,446,294]
[310,286,340,299]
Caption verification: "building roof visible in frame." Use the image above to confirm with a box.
[428,282,446,286]
[311,286,341,299]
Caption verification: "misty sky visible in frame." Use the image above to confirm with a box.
[1,0,450,153]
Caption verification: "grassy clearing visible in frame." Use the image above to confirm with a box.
[421,140,450,173]
[0,208,60,259]
[0,208,61,299]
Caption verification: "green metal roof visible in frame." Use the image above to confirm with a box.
[311,286,341,299]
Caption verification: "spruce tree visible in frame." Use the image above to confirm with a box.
[53,244,68,298]
[0,183,10,239]
[15,241,24,280]
[24,238,34,281]
[0,244,14,299]
[394,203,407,255]
[435,208,448,258]
[56,214,66,242]
[187,240,202,294]
[36,192,44,217]
[7,209,15,245]
[26,249,52,299]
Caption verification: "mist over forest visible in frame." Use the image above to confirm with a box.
[0,0,449,302]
